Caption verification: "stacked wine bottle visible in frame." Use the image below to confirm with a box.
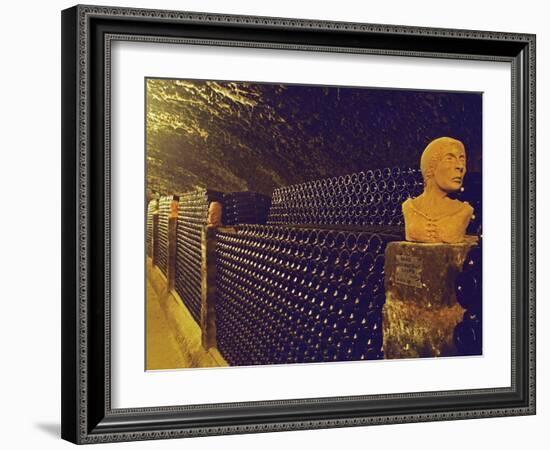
[215,224,402,366]
[175,188,223,324]
[223,192,272,226]
[451,172,482,356]
[146,198,158,258]
[452,172,483,236]
[156,196,175,277]
[267,167,424,227]
[453,242,483,355]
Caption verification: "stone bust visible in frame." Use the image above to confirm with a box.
[402,137,475,244]
[207,201,223,228]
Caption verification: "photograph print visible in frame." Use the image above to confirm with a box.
[145,78,483,370]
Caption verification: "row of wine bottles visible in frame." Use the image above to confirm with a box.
[268,167,424,227]
[155,196,175,276]
[146,199,158,258]
[453,243,482,355]
[214,225,399,366]
[175,189,224,323]
[223,192,272,226]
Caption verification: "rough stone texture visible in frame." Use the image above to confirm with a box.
[146,79,482,200]
[383,241,474,359]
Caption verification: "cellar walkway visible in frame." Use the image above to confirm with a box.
[146,277,189,370]
[145,258,227,370]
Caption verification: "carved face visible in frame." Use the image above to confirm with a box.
[207,202,223,227]
[433,144,467,193]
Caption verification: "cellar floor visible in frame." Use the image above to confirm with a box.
[145,258,227,370]
[146,277,189,370]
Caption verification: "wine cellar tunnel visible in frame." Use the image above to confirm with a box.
[145,80,483,369]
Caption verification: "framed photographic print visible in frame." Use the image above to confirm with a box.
[61,4,536,444]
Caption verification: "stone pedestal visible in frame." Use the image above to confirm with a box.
[166,216,178,291]
[200,226,236,350]
[383,241,474,359]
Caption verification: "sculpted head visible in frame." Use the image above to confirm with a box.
[420,137,466,193]
[402,137,476,243]
[169,199,179,218]
[207,201,223,227]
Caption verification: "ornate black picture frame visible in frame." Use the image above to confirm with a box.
[61,4,536,444]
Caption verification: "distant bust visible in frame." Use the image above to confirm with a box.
[402,137,475,244]
[207,201,223,228]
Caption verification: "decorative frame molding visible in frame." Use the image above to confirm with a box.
[61,4,536,444]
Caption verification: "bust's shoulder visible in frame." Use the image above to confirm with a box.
[453,199,474,216]
[442,198,471,215]
[401,197,414,213]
